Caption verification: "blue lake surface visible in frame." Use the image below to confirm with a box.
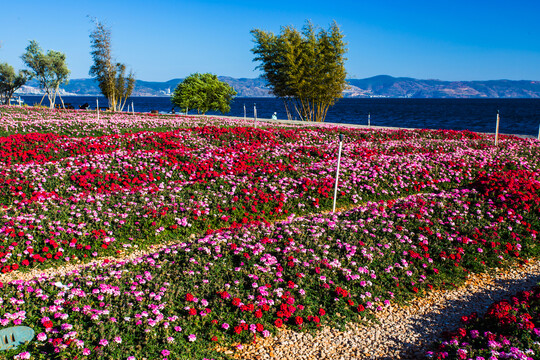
[18,96,540,137]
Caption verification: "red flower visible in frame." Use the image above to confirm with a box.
[357,305,365,312]
[211,336,218,342]
[185,293,194,302]
[188,308,197,316]
[295,316,303,325]
[318,308,326,316]
[43,321,53,329]
[274,319,283,328]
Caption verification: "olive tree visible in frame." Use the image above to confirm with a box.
[89,19,135,111]
[171,73,237,114]
[0,63,29,105]
[251,21,347,122]
[21,40,70,109]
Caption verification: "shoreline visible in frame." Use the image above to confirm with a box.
[201,113,539,140]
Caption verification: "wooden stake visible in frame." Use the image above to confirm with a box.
[254,104,257,126]
[333,134,344,213]
[495,110,500,146]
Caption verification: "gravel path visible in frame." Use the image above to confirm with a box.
[233,260,540,360]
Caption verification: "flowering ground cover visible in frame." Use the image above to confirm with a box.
[0,105,539,359]
[427,286,540,360]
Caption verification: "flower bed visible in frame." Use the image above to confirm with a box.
[0,184,539,359]
[0,106,539,359]
[426,286,540,360]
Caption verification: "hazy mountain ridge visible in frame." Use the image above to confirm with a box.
[15,75,540,98]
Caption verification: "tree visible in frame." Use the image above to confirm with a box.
[171,73,237,114]
[21,40,70,109]
[0,63,29,105]
[251,21,347,122]
[89,19,135,112]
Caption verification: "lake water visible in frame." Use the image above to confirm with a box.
[17,96,540,137]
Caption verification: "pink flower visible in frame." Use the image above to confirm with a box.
[188,334,196,342]
[99,338,109,346]
[161,349,170,356]
[14,352,31,360]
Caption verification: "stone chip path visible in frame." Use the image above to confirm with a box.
[233,260,540,360]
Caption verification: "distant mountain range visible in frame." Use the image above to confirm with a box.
[15,75,540,98]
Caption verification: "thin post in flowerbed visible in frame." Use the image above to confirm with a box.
[368,113,371,127]
[96,98,99,121]
[333,134,344,213]
[495,110,500,146]
[537,123,540,141]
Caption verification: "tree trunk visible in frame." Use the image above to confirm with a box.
[38,93,47,106]
[47,92,54,109]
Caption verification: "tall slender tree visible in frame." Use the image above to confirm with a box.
[21,40,69,109]
[89,19,135,112]
[251,21,347,122]
[0,63,29,105]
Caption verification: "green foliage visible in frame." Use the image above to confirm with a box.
[251,21,347,122]
[171,73,237,114]
[0,62,29,105]
[89,18,135,112]
[20,40,69,109]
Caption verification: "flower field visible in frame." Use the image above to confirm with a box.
[0,106,539,359]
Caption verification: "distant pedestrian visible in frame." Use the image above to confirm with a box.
[171,107,176,115]
[271,112,277,120]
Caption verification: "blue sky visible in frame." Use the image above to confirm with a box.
[1,0,539,81]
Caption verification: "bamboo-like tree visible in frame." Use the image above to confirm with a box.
[0,63,29,105]
[21,40,70,109]
[89,19,135,112]
[251,21,347,122]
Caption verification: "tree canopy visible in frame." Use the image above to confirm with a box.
[21,40,69,109]
[251,21,347,122]
[89,19,135,112]
[171,73,237,114]
[0,63,29,105]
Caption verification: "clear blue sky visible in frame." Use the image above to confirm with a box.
[1,0,539,81]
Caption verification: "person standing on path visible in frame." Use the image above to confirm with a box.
[272,112,277,120]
